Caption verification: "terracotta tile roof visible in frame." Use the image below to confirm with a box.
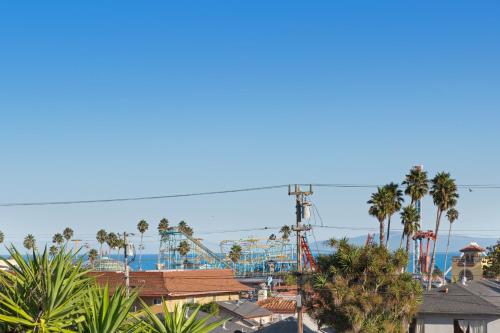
[460,242,486,252]
[88,269,252,297]
[257,297,297,314]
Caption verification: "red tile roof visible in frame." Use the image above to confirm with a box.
[88,269,252,297]
[258,297,298,314]
[460,243,486,253]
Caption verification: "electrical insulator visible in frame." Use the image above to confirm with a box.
[302,202,311,220]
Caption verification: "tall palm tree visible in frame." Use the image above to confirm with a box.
[427,172,459,290]
[63,227,74,244]
[52,233,64,247]
[399,205,420,253]
[137,220,149,271]
[443,208,459,280]
[384,183,404,247]
[158,218,169,237]
[96,229,107,257]
[106,232,118,256]
[229,244,243,267]
[368,187,389,246]
[280,225,292,241]
[178,220,194,236]
[49,245,59,257]
[23,234,36,251]
[88,248,98,269]
[402,167,429,258]
[178,240,191,265]
[0,231,4,245]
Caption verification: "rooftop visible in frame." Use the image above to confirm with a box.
[216,300,272,319]
[419,280,500,316]
[89,269,252,297]
[254,317,316,333]
[258,297,297,314]
[460,242,486,253]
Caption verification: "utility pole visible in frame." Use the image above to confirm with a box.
[289,184,312,333]
[121,231,133,298]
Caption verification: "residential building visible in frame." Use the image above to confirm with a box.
[89,269,252,310]
[216,300,273,327]
[413,280,500,333]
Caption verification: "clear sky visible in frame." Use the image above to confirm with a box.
[1,1,499,251]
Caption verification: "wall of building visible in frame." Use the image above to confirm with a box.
[417,313,500,333]
[141,292,240,311]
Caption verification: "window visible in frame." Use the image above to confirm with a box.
[454,319,487,333]
[153,298,162,305]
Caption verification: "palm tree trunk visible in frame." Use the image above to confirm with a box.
[379,220,385,246]
[139,233,144,271]
[443,222,452,284]
[99,243,103,258]
[427,209,442,290]
[406,231,411,254]
[386,215,392,247]
[399,232,404,249]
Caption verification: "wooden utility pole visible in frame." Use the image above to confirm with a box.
[288,184,312,333]
[121,231,133,298]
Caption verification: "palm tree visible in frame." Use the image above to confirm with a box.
[368,187,389,246]
[399,205,420,253]
[229,244,243,267]
[402,167,429,257]
[49,245,59,257]
[23,234,36,251]
[158,218,169,234]
[52,233,64,247]
[96,229,107,257]
[117,238,125,257]
[137,219,149,271]
[427,172,459,290]
[384,182,404,247]
[443,208,459,280]
[88,248,98,269]
[0,231,4,245]
[106,232,119,256]
[178,240,191,265]
[139,302,225,333]
[280,225,292,241]
[178,220,194,236]
[63,227,74,244]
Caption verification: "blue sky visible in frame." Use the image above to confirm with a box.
[0,1,499,251]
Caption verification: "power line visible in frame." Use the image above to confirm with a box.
[2,182,500,207]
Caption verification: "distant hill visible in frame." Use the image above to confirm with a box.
[310,234,498,254]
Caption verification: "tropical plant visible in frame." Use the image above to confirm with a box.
[106,232,119,256]
[158,218,169,236]
[483,240,500,279]
[178,240,191,264]
[78,285,142,333]
[117,238,125,256]
[137,219,149,270]
[0,246,90,332]
[443,208,459,278]
[229,244,242,265]
[384,182,404,246]
[399,205,420,253]
[23,234,36,251]
[0,231,4,244]
[280,225,292,241]
[49,245,59,257]
[427,172,459,290]
[96,229,107,257]
[367,187,389,246]
[402,167,429,258]
[139,302,226,333]
[312,239,422,333]
[53,232,64,247]
[178,221,193,236]
[63,227,74,244]
[88,248,98,269]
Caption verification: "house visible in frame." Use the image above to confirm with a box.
[451,242,488,282]
[254,317,317,333]
[258,297,298,321]
[413,280,500,333]
[89,269,253,310]
[216,300,273,327]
